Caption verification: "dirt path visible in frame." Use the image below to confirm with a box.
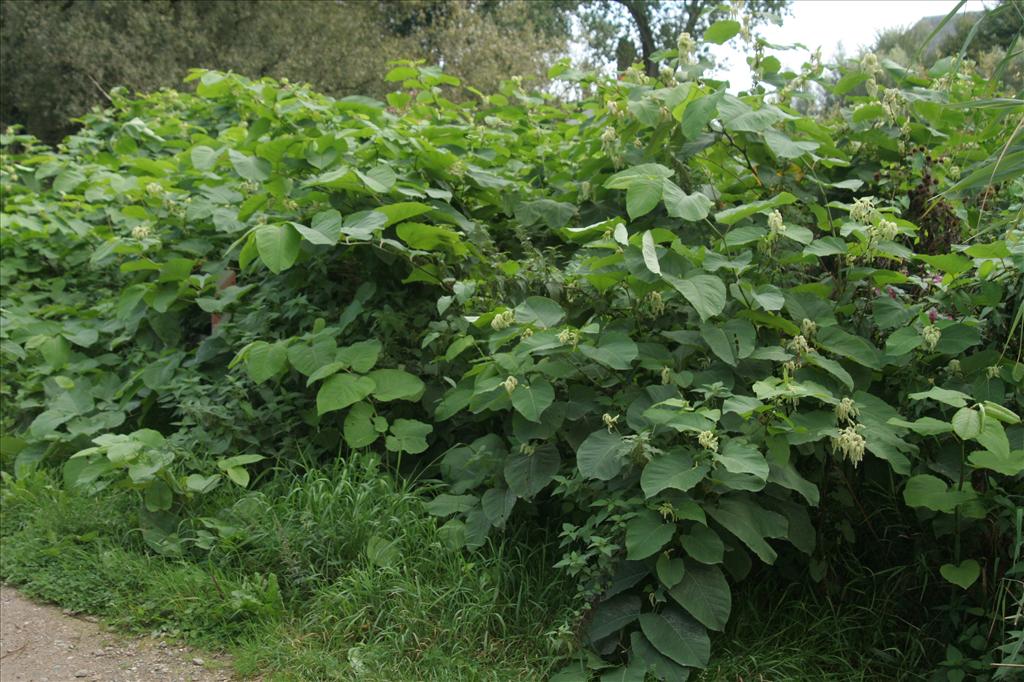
[0,585,236,681]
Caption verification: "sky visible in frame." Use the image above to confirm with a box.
[708,0,992,87]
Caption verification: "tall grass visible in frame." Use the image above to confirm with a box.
[1,459,577,680]
[2,460,957,680]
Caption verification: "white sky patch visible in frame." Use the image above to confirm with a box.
[709,0,993,90]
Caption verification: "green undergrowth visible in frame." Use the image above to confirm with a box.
[1,459,575,680]
[3,461,940,681]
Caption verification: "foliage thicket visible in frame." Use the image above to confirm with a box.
[2,26,1023,680]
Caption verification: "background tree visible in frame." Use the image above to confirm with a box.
[0,0,570,142]
[870,0,1023,90]
[575,0,791,76]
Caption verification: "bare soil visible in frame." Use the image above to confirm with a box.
[0,585,236,681]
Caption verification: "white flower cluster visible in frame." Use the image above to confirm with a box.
[661,366,672,385]
[502,376,518,394]
[578,180,592,202]
[761,209,786,253]
[642,290,665,317]
[801,318,817,338]
[778,47,822,103]
[882,88,905,124]
[558,328,580,347]
[832,425,866,467]
[871,219,899,242]
[788,334,812,355]
[490,309,515,331]
[677,31,695,64]
[861,53,883,97]
[601,126,622,166]
[850,196,878,224]
[835,397,859,424]
[164,195,187,217]
[145,182,164,197]
[602,413,619,431]
[698,430,719,453]
[921,325,942,351]
[730,0,753,42]
[131,224,152,240]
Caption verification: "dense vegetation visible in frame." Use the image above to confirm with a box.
[0,0,792,143]
[2,18,1022,681]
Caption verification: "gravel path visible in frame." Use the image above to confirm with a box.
[0,585,236,681]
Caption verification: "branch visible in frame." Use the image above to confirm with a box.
[721,128,763,187]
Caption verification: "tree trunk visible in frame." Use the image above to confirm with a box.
[617,0,658,77]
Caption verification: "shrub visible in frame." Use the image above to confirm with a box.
[1,29,1021,679]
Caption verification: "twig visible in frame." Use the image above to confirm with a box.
[85,73,113,103]
[721,129,764,188]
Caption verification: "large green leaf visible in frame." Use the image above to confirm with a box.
[514,296,565,328]
[668,562,731,631]
[228,149,271,181]
[816,326,882,370]
[625,509,675,560]
[604,163,674,219]
[368,369,425,402]
[952,407,981,440]
[908,386,971,408]
[580,331,639,370]
[395,222,468,255]
[577,429,629,480]
[903,474,975,512]
[638,609,710,669]
[662,180,712,221]
[254,224,301,274]
[316,374,376,415]
[510,379,555,422]
[504,445,560,498]
[714,192,796,225]
[385,418,432,454]
[707,495,788,564]
[287,338,337,376]
[245,341,288,384]
[641,230,661,274]
[665,273,727,321]
[336,340,382,373]
[714,439,768,481]
[481,487,516,528]
[681,525,725,564]
[642,452,709,498]
[969,449,1024,476]
[703,19,741,44]
[343,401,380,449]
[940,560,980,590]
[586,594,642,643]
[626,178,664,219]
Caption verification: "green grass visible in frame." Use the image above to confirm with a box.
[1,459,577,680]
[1,460,942,680]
